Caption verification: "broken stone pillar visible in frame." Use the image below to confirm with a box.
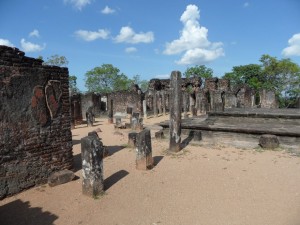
[158,91,162,115]
[108,99,113,123]
[128,132,138,148]
[86,111,93,127]
[169,71,182,152]
[131,112,140,130]
[259,134,279,149]
[81,134,104,197]
[189,95,195,113]
[115,117,122,128]
[143,100,147,119]
[153,90,158,117]
[136,129,153,170]
[48,170,75,187]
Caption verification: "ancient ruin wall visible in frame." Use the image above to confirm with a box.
[0,46,73,199]
[108,91,144,114]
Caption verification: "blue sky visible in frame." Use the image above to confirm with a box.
[1,0,300,91]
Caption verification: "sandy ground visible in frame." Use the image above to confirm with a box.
[1,115,300,225]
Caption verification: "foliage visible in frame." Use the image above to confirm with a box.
[131,75,149,92]
[223,64,262,91]
[184,65,214,79]
[43,54,69,67]
[69,75,80,94]
[85,64,133,93]
[222,54,300,108]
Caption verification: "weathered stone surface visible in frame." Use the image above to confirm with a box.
[48,169,75,187]
[155,130,164,139]
[86,107,94,127]
[108,99,113,123]
[259,134,279,149]
[0,46,73,199]
[136,129,153,170]
[169,71,182,152]
[128,132,138,148]
[81,135,104,197]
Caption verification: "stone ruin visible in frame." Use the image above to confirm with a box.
[0,45,73,199]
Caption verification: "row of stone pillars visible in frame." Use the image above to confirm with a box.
[80,71,183,198]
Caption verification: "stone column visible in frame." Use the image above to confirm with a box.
[81,134,104,197]
[162,90,166,115]
[169,71,182,152]
[153,90,158,117]
[183,92,188,118]
[131,112,140,130]
[136,129,153,170]
[143,100,147,119]
[108,99,113,123]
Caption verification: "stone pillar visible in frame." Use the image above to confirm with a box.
[153,90,158,117]
[162,90,166,115]
[143,100,147,119]
[86,111,93,127]
[169,71,182,152]
[183,92,188,118]
[136,129,153,170]
[108,99,113,123]
[131,112,140,130]
[128,132,138,148]
[81,134,104,197]
[158,91,162,115]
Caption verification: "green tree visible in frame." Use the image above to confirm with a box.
[43,54,69,67]
[85,64,130,93]
[69,75,80,94]
[223,64,262,91]
[184,65,214,79]
[131,75,149,92]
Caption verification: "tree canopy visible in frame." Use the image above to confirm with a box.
[43,54,69,67]
[184,65,214,79]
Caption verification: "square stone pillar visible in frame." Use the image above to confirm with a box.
[169,71,182,152]
[136,129,153,170]
[81,134,104,197]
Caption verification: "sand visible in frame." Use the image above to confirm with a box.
[1,115,300,225]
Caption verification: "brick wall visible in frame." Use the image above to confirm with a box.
[0,46,73,199]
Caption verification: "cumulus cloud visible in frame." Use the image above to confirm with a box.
[125,47,137,53]
[29,29,40,38]
[0,38,14,47]
[114,26,154,44]
[20,39,45,52]
[101,6,115,14]
[64,0,92,10]
[74,29,110,41]
[282,33,300,57]
[163,4,224,65]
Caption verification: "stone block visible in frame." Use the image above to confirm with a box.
[128,132,138,148]
[81,135,104,197]
[189,130,202,141]
[48,169,75,187]
[155,130,164,139]
[259,134,279,149]
[136,129,153,170]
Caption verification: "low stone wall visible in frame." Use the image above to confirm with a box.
[0,45,73,199]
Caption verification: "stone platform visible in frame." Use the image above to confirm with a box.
[159,108,300,151]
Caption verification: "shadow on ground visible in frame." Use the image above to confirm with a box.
[104,170,129,191]
[153,155,164,166]
[180,132,194,150]
[0,200,58,225]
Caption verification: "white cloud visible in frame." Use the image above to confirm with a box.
[125,47,137,53]
[163,4,224,65]
[74,29,110,41]
[282,33,300,57]
[243,2,250,7]
[20,39,45,52]
[101,6,115,14]
[64,0,92,10]
[0,38,14,47]
[114,26,154,44]
[29,29,40,38]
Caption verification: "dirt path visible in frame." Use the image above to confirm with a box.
[1,115,300,225]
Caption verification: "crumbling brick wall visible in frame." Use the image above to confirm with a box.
[0,46,73,199]
[108,91,144,114]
